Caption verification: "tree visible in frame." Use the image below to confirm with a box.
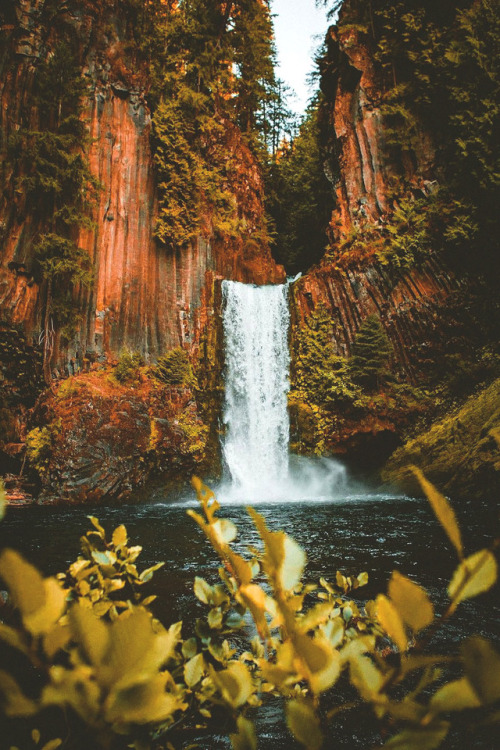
[8,43,96,380]
[349,314,393,388]
[265,99,335,274]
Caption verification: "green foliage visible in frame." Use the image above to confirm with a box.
[175,410,210,462]
[149,0,275,249]
[265,100,335,274]
[0,473,499,748]
[289,303,362,453]
[26,420,61,477]
[369,0,500,271]
[113,351,145,384]
[154,347,192,386]
[349,314,393,389]
[6,42,97,358]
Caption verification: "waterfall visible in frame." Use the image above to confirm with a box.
[220,279,352,503]
[222,280,290,497]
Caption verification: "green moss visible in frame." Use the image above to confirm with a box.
[382,378,500,499]
[175,411,209,462]
[55,378,82,401]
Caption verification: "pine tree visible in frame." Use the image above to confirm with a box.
[264,99,335,274]
[349,315,393,389]
[8,43,96,380]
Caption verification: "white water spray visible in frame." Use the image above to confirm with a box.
[221,280,351,503]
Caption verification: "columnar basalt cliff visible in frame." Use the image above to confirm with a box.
[0,0,283,370]
[319,20,435,238]
[292,12,451,376]
[287,4,498,473]
[291,258,458,382]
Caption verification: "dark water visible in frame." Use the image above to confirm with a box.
[1,491,499,748]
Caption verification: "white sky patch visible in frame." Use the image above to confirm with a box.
[270,0,330,115]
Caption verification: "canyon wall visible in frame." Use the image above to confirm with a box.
[296,9,457,377]
[319,20,435,239]
[0,0,282,372]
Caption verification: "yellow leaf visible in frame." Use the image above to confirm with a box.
[32,730,41,744]
[0,479,6,521]
[87,516,105,537]
[430,677,480,712]
[184,653,206,687]
[281,534,306,591]
[348,652,383,701]
[411,467,462,558]
[212,518,238,544]
[211,662,254,708]
[105,673,185,724]
[43,624,71,658]
[102,613,181,690]
[0,549,45,618]
[194,576,213,604]
[298,602,333,632]
[461,637,500,705]
[249,509,305,591]
[41,741,62,750]
[24,578,66,636]
[42,664,101,719]
[448,549,497,605]
[293,633,341,694]
[0,670,37,716]
[239,583,272,639]
[112,525,128,548]
[388,571,434,632]
[230,716,257,750]
[0,623,29,654]
[321,617,345,648]
[286,700,323,750]
[70,604,109,666]
[376,594,407,652]
[208,607,223,629]
[382,722,450,749]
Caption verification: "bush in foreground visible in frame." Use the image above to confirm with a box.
[0,473,498,749]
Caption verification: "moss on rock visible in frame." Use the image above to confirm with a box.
[382,378,500,499]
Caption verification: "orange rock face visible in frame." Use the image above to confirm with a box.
[321,23,435,239]
[0,0,283,369]
[291,257,458,382]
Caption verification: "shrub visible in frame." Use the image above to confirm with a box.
[113,351,144,384]
[25,420,61,476]
[154,347,192,386]
[0,474,498,749]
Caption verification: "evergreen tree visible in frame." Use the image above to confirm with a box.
[349,315,393,389]
[8,43,96,380]
[265,100,335,274]
[150,0,276,249]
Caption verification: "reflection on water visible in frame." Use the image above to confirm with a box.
[0,490,499,748]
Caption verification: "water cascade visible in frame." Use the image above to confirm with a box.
[222,280,290,498]
[221,280,351,502]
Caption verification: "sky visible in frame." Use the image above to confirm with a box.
[270,0,331,116]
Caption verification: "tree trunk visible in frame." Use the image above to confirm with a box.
[42,279,54,385]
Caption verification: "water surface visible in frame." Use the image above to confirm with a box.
[1,490,498,748]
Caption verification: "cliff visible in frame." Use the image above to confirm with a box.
[0,0,283,371]
[287,4,499,475]
[319,20,435,242]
